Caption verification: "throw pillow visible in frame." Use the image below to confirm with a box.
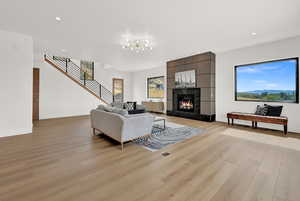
[124,102,136,111]
[264,104,283,117]
[254,105,268,116]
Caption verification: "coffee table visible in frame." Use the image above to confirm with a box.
[153,117,166,131]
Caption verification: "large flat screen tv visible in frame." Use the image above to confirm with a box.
[235,58,299,103]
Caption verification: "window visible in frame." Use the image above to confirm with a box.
[147,76,165,99]
[113,78,124,103]
[235,58,299,103]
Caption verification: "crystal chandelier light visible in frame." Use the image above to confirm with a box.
[122,39,153,53]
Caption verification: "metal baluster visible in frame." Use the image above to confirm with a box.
[99,85,102,98]
[65,60,68,73]
[84,72,86,86]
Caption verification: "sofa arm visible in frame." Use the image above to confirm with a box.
[90,109,124,142]
[121,114,155,142]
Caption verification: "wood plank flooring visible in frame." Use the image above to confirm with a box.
[1,115,300,201]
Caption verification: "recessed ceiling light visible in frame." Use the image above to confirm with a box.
[55,17,62,21]
[61,49,66,52]
[251,32,257,36]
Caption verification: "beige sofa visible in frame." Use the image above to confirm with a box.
[90,109,154,151]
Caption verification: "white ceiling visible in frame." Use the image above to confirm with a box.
[0,0,299,71]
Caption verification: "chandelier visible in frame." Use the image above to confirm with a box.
[122,39,153,53]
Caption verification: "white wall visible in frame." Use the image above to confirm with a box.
[35,55,133,120]
[0,30,33,137]
[132,66,166,112]
[216,36,300,133]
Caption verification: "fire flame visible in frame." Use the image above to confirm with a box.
[179,100,193,109]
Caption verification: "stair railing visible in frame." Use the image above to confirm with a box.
[44,54,113,104]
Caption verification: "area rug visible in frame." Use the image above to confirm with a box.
[133,122,205,152]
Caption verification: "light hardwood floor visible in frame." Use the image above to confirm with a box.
[1,115,300,201]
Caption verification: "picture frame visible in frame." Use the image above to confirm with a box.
[147,76,165,99]
[80,60,94,80]
[175,70,196,88]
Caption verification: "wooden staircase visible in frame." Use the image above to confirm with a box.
[44,55,113,104]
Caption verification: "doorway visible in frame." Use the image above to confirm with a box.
[33,68,40,121]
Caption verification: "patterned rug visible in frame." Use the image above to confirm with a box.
[133,122,205,152]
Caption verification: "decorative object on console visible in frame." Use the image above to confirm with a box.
[175,70,196,88]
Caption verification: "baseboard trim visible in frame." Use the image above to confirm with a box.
[0,128,32,138]
[39,114,90,121]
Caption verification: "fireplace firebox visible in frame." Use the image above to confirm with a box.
[177,94,194,112]
[172,88,200,118]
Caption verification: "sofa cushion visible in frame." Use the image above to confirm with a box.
[112,107,128,116]
[97,104,106,111]
[103,105,114,112]
[111,102,124,109]
[128,109,145,115]
[136,104,146,110]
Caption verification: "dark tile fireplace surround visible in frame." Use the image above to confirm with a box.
[166,52,216,122]
[173,88,200,115]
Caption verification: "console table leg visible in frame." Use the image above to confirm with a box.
[255,122,258,128]
[252,121,254,128]
[228,118,230,125]
[231,119,234,125]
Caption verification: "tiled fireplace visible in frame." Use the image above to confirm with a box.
[167,52,215,122]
